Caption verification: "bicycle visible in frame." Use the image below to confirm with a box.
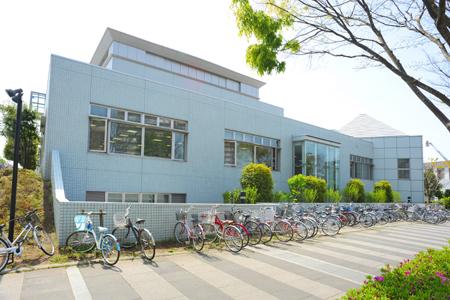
[111,206,156,261]
[0,209,55,273]
[173,207,205,251]
[66,211,120,266]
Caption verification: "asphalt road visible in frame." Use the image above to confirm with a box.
[1,222,449,300]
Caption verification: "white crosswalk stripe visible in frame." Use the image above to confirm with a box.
[66,266,92,300]
[352,231,443,248]
[0,272,24,300]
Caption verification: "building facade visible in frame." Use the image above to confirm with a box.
[41,28,424,203]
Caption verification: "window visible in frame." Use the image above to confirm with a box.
[174,120,187,131]
[398,158,410,179]
[107,193,123,202]
[127,112,141,123]
[145,115,157,126]
[142,193,155,203]
[172,194,186,203]
[157,194,170,203]
[109,122,142,155]
[159,117,171,128]
[174,132,186,160]
[224,130,280,170]
[89,118,107,151]
[224,141,236,165]
[350,155,373,180]
[90,105,108,117]
[110,109,125,120]
[86,191,105,202]
[124,193,139,203]
[144,128,172,158]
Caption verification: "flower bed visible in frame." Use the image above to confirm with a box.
[342,244,450,299]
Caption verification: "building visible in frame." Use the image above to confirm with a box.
[41,28,424,203]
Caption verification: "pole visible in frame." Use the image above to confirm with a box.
[6,89,23,242]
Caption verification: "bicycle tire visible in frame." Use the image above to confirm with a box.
[173,222,189,244]
[66,230,96,253]
[0,237,9,273]
[292,221,308,241]
[200,223,218,243]
[191,224,205,252]
[223,225,244,253]
[237,224,250,248]
[100,234,120,266]
[259,223,273,244]
[321,217,340,236]
[112,226,137,249]
[33,226,55,256]
[139,229,156,261]
[244,221,263,246]
[273,221,293,242]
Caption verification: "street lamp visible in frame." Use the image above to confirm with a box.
[5,88,23,242]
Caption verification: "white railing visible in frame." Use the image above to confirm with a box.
[51,150,68,203]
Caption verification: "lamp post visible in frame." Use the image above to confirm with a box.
[5,88,23,242]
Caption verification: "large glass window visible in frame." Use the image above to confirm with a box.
[350,155,373,180]
[174,132,186,160]
[144,128,172,158]
[237,142,254,167]
[89,118,107,152]
[109,122,142,155]
[294,140,340,189]
[256,146,272,168]
[398,158,410,179]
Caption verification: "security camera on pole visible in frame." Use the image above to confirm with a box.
[5,88,23,242]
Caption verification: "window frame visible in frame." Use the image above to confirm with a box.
[398,158,410,180]
[88,117,108,153]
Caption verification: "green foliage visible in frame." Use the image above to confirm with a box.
[0,104,40,170]
[374,180,394,203]
[342,245,450,299]
[287,174,326,203]
[0,168,44,231]
[240,163,273,202]
[424,167,442,202]
[393,191,401,203]
[325,189,341,203]
[435,189,444,199]
[445,189,450,198]
[440,197,450,209]
[231,0,299,75]
[272,191,291,202]
[223,187,257,204]
[343,179,365,203]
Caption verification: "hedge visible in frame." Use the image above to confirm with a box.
[343,179,365,203]
[374,180,394,203]
[288,174,327,203]
[240,163,273,202]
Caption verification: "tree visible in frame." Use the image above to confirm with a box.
[231,0,450,133]
[240,163,274,202]
[0,104,40,170]
[374,180,394,202]
[424,167,442,202]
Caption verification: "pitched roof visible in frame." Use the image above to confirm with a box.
[339,114,405,138]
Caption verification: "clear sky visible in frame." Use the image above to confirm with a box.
[0,0,449,161]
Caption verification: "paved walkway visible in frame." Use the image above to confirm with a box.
[1,222,449,300]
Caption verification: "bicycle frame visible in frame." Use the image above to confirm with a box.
[0,223,34,256]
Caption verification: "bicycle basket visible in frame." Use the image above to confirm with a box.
[74,215,88,231]
[176,210,187,221]
[113,214,127,228]
[18,212,40,227]
[200,212,214,224]
[224,211,234,221]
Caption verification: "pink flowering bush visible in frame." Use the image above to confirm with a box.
[342,243,450,299]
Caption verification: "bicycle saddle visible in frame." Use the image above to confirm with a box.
[98,226,108,233]
[136,218,145,224]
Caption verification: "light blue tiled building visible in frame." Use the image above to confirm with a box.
[41,28,424,203]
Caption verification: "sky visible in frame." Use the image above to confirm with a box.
[0,0,449,162]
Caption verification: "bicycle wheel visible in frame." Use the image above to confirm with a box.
[201,223,218,243]
[66,231,96,253]
[292,221,308,241]
[100,234,120,266]
[139,229,156,261]
[112,226,137,249]
[174,222,189,244]
[273,221,293,242]
[244,221,262,246]
[321,218,340,236]
[33,226,55,256]
[237,224,250,248]
[191,224,205,252]
[0,237,9,273]
[223,225,244,253]
[259,223,273,244]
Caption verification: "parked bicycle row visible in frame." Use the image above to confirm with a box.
[0,203,447,272]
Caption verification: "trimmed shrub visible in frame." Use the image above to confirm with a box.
[272,191,291,202]
[374,180,394,202]
[223,187,257,204]
[440,197,450,209]
[393,191,401,203]
[325,189,341,203]
[240,163,273,203]
[342,246,450,299]
[288,174,327,203]
[343,179,365,203]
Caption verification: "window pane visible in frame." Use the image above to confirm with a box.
[256,146,272,168]
[172,194,186,203]
[157,194,170,203]
[86,191,105,202]
[111,109,125,120]
[144,128,172,158]
[254,136,263,145]
[294,144,303,174]
[174,120,187,130]
[243,134,254,143]
[262,138,271,146]
[109,122,142,155]
[159,117,171,128]
[89,118,106,151]
[108,193,122,202]
[235,132,243,141]
[398,159,410,169]
[316,143,327,179]
[398,169,410,179]
[125,193,139,202]
[127,112,141,123]
[237,142,254,166]
[174,132,186,160]
[305,141,316,176]
[225,130,234,140]
[224,141,236,165]
[145,115,157,126]
[142,194,155,203]
[90,105,107,117]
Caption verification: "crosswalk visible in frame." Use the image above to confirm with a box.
[0,222,448,300]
